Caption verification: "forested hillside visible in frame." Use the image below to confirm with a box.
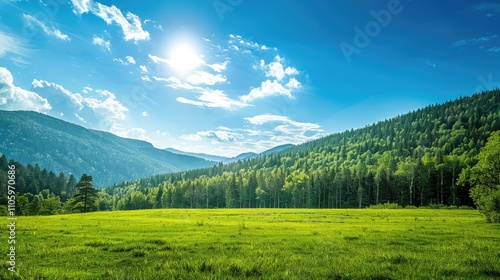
[0,110,216,188]
[0,155,76,215]
[104,90,500,210]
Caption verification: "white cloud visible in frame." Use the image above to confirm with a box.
[241,79,294,103]
[141,76,151,82]
[148,52,205,71]
[114,56,136,65]
[82,87,93,94]
[151,34,302,110]
[32,79,84,113]
[139,65,148,73]
[177,115,323,157]
[85,89,128,120]
[263,55,299,81]
[246,114,324,147]
[156,130,168,136]
[208,61,228,72]
[0,32,26,58]
[70,0,149,42]
[71,0,92,14]
[31,80,128,127]
[286,78,301,89]
[125,56,136,64]
[154,76,199,91]
[186,71,227,86]
[110,124,151,142]
[23,14,70,41]
[228,34,270,51]
[176,89,248,110]
[148,54,168,64]
[245,114,291,125]
[154,75,238,111]
[93,36,111,52]
[180,129,243,143]
[285,67,299,75]
[0,67,52,112]
[245,114,322,135]
[142,111,148,117]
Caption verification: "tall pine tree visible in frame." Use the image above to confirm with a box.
[72,174,99,213]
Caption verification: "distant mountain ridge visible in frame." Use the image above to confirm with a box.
[165,144,294,163]
[0,110,216,188]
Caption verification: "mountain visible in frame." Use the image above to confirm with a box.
[106,90,500,210]
[166,144,294,163]
[258,144,294,156]
[0,110,216,188]
[165,148,229,163]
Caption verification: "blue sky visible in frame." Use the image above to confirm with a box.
[0,0,499,157]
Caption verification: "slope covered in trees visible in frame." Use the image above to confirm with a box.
[0,110,216,188]
[0,155,75,215]
[104,90,500,210]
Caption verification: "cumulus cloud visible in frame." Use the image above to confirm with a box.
[86,89,128,120]
[263,55,299,81]
[70,0,149,42]
[32,79,84,116]
[238,55,301,103]
[31,80,128,127]
[114,56,136,65]
[0,67,51,112]
[110,124,151,142]
[208,61,228,72]
[93,36,111,52]
[241,79,299,103]
[71,0,92,14]
[23,14,70,41]
[139,65,148,73]
[125,56,136,64]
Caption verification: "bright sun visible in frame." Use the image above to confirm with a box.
[168,43,203,72]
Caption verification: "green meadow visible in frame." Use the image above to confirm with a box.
[3,209,500,279]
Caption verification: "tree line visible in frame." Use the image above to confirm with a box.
[0,156,104,215]
[1,90,499,221]
[104,90,499,213]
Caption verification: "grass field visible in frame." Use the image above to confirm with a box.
[2,209,500,279]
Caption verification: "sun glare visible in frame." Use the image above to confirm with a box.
[168,43,203,72]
